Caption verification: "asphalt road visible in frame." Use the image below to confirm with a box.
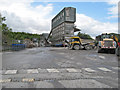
[1,47,119,88]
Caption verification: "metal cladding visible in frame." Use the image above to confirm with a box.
[52,7,76,29]
[51,7,76,45]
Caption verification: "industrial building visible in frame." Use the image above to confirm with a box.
[50,7,77,46]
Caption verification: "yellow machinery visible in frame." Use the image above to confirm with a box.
[97,33,116,53]
[67,36,93,50]
[111,34,120,56]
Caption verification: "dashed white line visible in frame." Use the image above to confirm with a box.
[66,68,78,72]
[27,69,39,74]
[0,79,11,83]
[5,70,17,74]
[2,67,114,75]
[99,56,105,59]
[98,67,111,72]
[22,78,34,82]
[47,69,59,72]
[83,68,96,72]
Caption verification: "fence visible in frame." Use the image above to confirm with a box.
[11,44,26,51]
[2,44,26,51]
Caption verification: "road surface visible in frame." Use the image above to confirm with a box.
[1,47,119,88]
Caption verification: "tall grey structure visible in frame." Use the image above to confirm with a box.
[51,7,76,45]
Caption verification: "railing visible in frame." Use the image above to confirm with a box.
[2,45,12,51]
[2,44,26,51]
[11,44,26,51]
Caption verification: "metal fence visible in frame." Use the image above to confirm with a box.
[2,44,26,51]
[2,45,12,51]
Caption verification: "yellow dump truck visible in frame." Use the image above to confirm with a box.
[96,33,116,53]
[66,36,94,50]
[111,34,120,56]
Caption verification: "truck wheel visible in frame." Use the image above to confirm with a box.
[85,45,91,50]
[118,49,120,56]
[116,47,119,56]
[118,48,120,56]
[68,45,72,50]
[111,49,115,54]
[98,47,101,53]
[73,45,80,50]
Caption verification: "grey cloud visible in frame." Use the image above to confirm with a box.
[1,11,51,34]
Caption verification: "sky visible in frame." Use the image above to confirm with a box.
[0,0,119,38]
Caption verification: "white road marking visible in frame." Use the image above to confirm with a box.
[99,56,105,59]
[0,79,11,83]
[27,69,39,74]
[92,76,104,79]
[5,70,17,74]
[112,67,119,70]
[66,68,78,72]
[27,48,37,50]
[38,68,48,73]
[47,69,59,72]
[83,68,96,72]
[98,67,111,72]
[22,78,34,82]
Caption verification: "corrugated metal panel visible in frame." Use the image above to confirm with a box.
[51,7,76,45]
[52,7,76,29]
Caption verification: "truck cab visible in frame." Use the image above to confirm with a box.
[97,33,116,53]
[98,38,116,53]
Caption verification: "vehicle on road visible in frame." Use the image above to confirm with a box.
[111,34,120,56]
[96,33,116,53]
[66,36,94,50]
[115,41,120,56]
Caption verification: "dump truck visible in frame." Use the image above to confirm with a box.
[96,33,116,53]
[65,36,94,50]
[111,34,120,56]
[116,41,120,56]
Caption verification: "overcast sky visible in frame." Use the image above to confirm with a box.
[0,0,119,38]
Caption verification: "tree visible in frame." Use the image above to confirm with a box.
[77,32,93,40]
[1,15,13,45]
[1,14,41,45]
[0,14,2,47]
